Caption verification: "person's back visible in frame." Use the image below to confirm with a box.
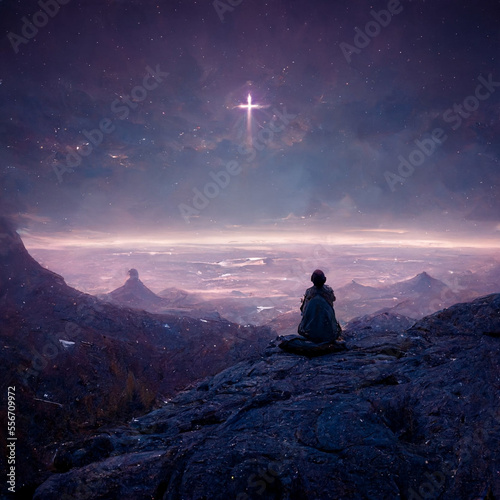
[298,270,340,343]
[301,283,335,311]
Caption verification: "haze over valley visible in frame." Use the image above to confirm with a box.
[26,240,500,327]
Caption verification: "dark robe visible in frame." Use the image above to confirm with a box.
[298,286,340,343]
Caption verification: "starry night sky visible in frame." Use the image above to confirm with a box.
[1,0,499,244]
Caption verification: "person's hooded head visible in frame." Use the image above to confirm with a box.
[311,269,326,287]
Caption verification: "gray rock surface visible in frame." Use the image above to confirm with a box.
[33,294,500,500]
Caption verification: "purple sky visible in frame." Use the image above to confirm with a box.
[1,0,499,246]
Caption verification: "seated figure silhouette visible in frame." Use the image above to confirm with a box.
[298,269,340,343]
[279,270,343,356]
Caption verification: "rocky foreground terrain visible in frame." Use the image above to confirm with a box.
[32,294,500,499]
[0,217,273,496]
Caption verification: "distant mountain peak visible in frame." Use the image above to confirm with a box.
[108,269,163,306]
[406,271,433,283]
[403,271,446,290]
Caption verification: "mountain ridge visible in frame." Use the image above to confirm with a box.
[335,271,459,321]
[0,217,274,495]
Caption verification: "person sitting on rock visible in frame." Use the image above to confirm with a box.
[278,269,344,356]
[298,269,341,343]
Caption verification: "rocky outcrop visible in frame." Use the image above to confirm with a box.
[407,293,500,339]
[33,294,500,500]
[344,310,416,334]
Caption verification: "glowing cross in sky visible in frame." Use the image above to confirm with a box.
[238,93,261,113]
[237,94,267,146]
